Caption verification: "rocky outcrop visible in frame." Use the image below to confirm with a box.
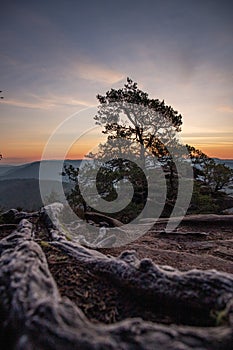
[0,205,233,349]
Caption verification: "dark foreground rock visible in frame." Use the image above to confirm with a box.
[0,206,233,349]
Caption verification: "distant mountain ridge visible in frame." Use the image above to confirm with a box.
[0,160,81,210]
[214,159,233,169]
[0,158,232,211]
[0,160,82,181]
[0,179,72,211]
[1,158,232,181]
[0,165,17,176]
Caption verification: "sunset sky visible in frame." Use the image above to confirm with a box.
[0,0,233,164]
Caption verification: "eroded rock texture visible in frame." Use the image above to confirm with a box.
[0,206,233,349]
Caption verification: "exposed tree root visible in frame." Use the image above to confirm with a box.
[1,206,233,349]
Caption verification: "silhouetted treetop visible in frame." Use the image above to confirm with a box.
[95,77,182,132]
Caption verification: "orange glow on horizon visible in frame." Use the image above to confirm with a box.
[193,144,233,159]
[1,138,232,164]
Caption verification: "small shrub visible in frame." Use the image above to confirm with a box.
[189,183,219,214]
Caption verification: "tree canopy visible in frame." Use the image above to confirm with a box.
[186,144,233,193]
[94,77,183,160]
[65,79,233,219]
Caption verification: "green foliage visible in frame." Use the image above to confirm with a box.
[189,182,219,214]
[210,306,231,326]
[63,164,87,213]
[64,80,185,219]
[64,159,148,223]
[64,80,232,220]
[203,163,233,193]
[39,240,51,248]
[187,144,233,194]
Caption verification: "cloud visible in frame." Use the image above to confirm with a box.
[72,61,125,84]
[1,94,91,110]
[217,105,233,114]
[1,99,49,110]
[182,131,233,138]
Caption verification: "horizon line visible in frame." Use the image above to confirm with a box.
[1,156,233,166]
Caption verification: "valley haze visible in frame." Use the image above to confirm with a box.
[0,158,232,211]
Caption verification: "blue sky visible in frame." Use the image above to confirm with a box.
[0,0,233,163]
